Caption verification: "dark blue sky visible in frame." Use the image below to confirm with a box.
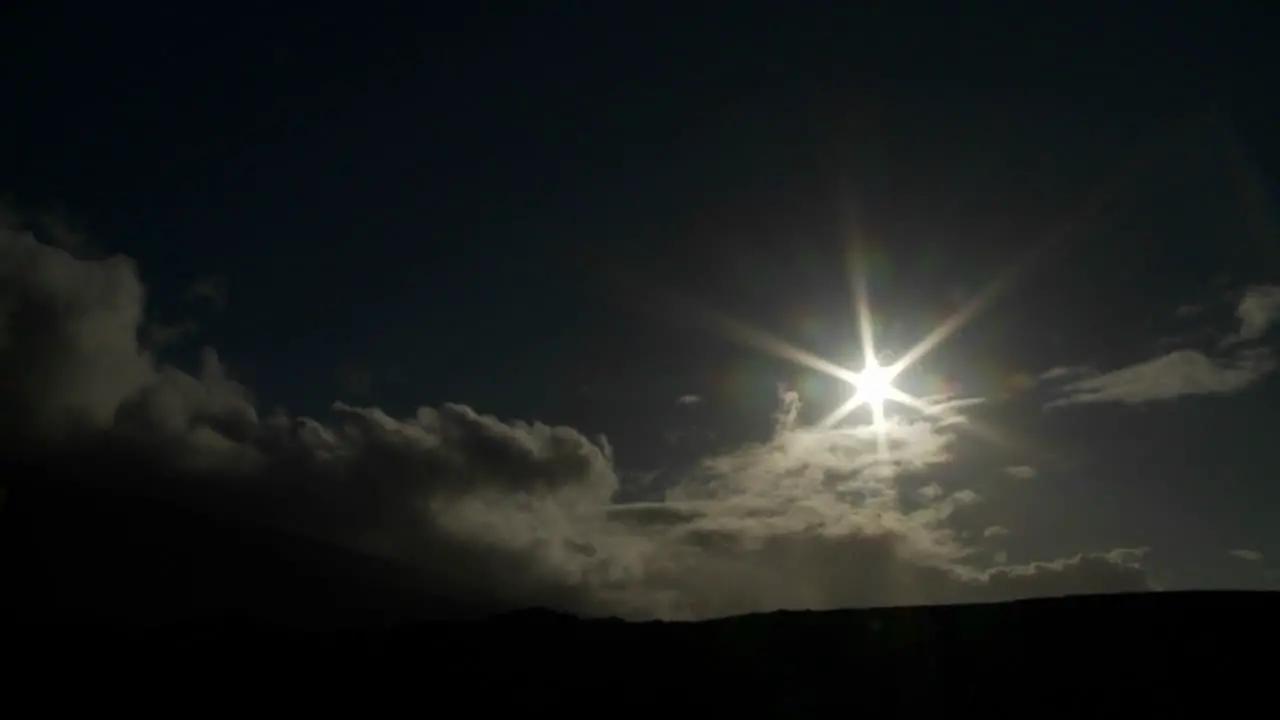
[3,5,1280,601]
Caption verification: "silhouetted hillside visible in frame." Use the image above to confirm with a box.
[2,462,1276,709]
[0,454,489,628]
[9,591,1277,710]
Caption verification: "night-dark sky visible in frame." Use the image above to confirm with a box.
[2,5,1279,618]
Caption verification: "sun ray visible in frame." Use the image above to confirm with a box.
[692,306,860,385]
[579,114,1198,515]
[882,387,1013,449]
[887,276,1006,379]
[818,391,865,430]
[885,118,1173,382]
[593,112,1183,429]
[849,236,878,371]
[870,393,889,461]
[623,278,860,385]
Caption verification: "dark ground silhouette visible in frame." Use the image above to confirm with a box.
[2,464,1275,710]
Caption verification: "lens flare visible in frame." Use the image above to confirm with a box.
[855,360,892,407]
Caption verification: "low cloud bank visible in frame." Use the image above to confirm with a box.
[0,220,1152,620]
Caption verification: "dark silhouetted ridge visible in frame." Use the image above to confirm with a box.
[2,459,1276,708]
[0,454,484,628]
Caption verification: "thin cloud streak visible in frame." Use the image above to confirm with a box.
[1046,349,1273,408]
[1003,466,1037,480]
[1229,549,1263,561]
[1046,288,1279,408]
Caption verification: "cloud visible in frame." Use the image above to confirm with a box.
[0,221,1157,620]
[1045,287,1280,409]
[1173,304,1204,318]
[676,394,703,406]
[772,385,801,437]
[977,548,1149,599]
[1225,285,1280,345]
[1003,465,1037,480]
[918,483,944,501]
[0,226,155,443]
[1229,549,1263,562]
[1039,365,1094,381]
[983,525,1010,538]
[1045,349,1273,408]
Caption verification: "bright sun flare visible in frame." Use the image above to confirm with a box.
[855,361,893,406]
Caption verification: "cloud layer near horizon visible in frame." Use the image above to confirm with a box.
[0,220,1155,620]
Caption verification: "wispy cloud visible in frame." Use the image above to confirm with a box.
[1003,465,1037,480]
[984,525,1010,538]
[676,394,703,406]
[1045,287,1279,408]
[1039,365,1095,382]
[1229,549,1264,561]
[1223,285,1280,346]
[1045,348,1274,408]
[771,386,802,438]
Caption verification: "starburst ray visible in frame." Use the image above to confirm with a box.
[599,262,860,386]
[849,236,878,370]
[690,305,860,385]
[886,117,1175,382]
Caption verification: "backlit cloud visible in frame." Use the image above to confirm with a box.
[0,220,1156,620]
[1044,290,1279,409]
[1039,365,1094,381]
[1226,285,1280,345]
[1045,349,1273,408]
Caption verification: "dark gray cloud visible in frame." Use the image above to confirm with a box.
[0,221,1156,620]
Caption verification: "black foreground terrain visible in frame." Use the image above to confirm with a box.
[2,468,1275,710]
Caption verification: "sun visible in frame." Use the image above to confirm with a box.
[846,358,900,431]
[854,360,893,407]
[818,351,914,432]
